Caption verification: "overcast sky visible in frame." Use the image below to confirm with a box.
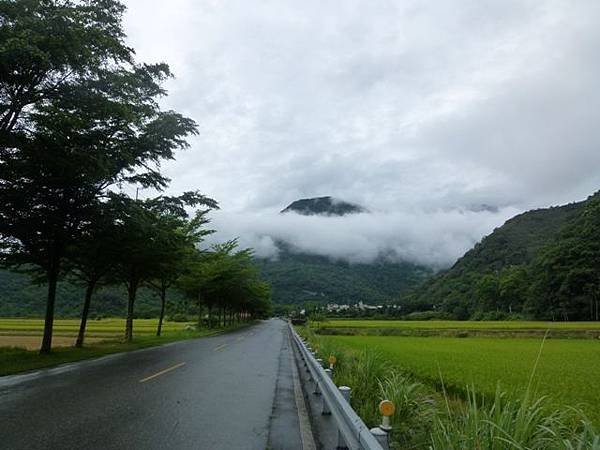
[122,0,600,267]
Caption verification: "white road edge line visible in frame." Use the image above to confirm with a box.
[288,332,317,450]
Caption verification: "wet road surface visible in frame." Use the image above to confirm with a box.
[0,319,307,450]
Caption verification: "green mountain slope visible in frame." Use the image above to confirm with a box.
[258,248,431,305]
[404,193,598,320]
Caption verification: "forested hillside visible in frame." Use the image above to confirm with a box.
[404,192,599,320]
[0,270,193,318]
[258,249,431,304]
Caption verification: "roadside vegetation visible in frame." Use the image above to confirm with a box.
[300,325,600,449]
[0,0,272,357]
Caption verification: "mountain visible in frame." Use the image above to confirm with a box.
[404,192,599,320]
[281,196,367,216]
[259,197,430,305]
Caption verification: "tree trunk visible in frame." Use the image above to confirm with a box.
[76,281,96,348]
[157,284,167,336]
[40,258,60,355]
[125,278,138,342]
[197,294,202,327]
[208,305,213,328]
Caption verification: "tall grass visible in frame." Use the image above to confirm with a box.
[431,387,600,450]
[299,326,600,450]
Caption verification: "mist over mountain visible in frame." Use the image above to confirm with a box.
[204,196,516,304]
[207,199,518,268]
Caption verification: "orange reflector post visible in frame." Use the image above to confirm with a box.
[379,400,395,417]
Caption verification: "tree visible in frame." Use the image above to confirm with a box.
[0,0,197,353]
[143,193,217,336]
[476,273,500,312]
[109,196,164,342]
[0,0,132,136]
[498,265,529,314]
[111,193,216,341]
[65,201,121,347]
[178,240,272,328]
[533,192,600,320]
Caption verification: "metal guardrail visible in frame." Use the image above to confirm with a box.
[289,323,385,450]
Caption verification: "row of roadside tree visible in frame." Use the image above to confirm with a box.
[0,0,271,353]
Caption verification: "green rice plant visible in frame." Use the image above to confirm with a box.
[317,334,600,424]
[317,320,600,331]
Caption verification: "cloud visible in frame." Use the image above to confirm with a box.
[205,206,520,268]
[122,0,600,265]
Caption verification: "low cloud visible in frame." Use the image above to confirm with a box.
[206,207,519,269]
[123,1,600,264]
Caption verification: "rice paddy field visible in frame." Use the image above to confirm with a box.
[312,320,600,424]
[0,318,195,350]
[319,319,600,330]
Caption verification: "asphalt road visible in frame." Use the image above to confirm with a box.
[0,319,308,450]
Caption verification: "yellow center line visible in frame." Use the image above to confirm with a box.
[214,343,228,351]
[139,362,186,383]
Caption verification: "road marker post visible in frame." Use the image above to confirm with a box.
[328,354,336,370]
[369,400,395,450]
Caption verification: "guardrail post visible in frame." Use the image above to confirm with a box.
[369,427,389,450]
[322,369,332,415]
[337,386,352,449]
[339,386,351,403]
[313,359,323,395]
